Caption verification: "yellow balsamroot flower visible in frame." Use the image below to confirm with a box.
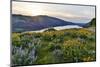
[83,56,94,62]
[63,39,81,46]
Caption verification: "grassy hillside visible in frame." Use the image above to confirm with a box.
[89,18,96,27]
[12,28,96,66]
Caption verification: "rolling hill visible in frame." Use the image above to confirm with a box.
[84,18,96,27]
[12,14,86,32]
[89,18,96,27]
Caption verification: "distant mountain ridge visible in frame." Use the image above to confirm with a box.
[12,14,86,32]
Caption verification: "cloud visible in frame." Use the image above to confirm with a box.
[12,1,95,23]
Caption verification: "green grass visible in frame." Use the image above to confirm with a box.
[12,28,96,65]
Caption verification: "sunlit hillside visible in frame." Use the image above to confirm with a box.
[12,27,96,65]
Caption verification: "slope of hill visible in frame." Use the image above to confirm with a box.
[12,28,96,65]
[12,14,85,32]
[89,18,96,27]
[84,18,96,27]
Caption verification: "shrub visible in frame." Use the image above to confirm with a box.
[12,28,96,64]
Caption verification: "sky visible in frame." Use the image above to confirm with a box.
[12,1,95,23]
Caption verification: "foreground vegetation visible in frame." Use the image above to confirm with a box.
[12,28,96,66]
